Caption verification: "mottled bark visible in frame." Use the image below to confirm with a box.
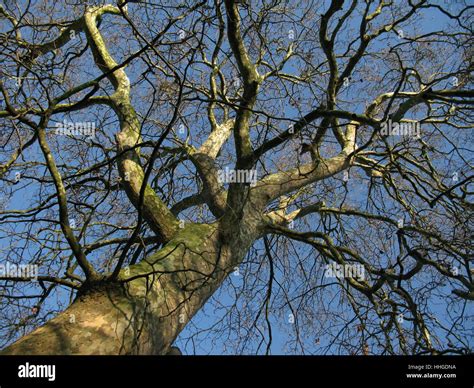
[1,222,258,355]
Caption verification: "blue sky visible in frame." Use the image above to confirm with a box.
[0,0,472,354]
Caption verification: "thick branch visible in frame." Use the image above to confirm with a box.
[83,5,179,242]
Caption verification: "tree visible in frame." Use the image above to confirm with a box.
[0,0,472,355]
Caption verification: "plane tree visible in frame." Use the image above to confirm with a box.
[0,0,472,355]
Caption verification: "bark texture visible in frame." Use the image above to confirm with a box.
[2,222,259,355]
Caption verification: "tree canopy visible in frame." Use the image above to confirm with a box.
[0,0,472,355]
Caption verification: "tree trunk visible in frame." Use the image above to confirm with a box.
[1,222,253,355]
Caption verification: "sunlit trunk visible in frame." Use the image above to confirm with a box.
[1,223,253,355]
